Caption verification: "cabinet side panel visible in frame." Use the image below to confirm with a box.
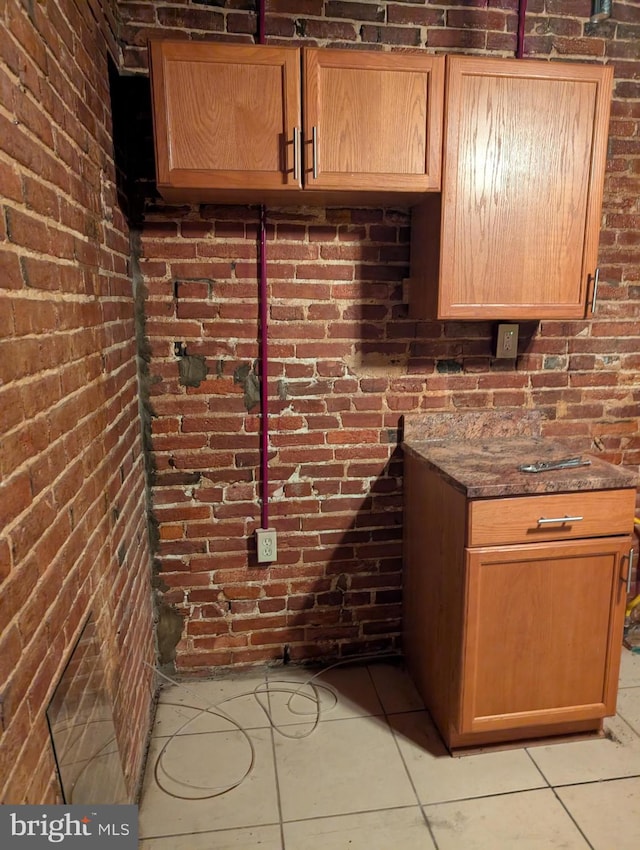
[583,63,614,315]
[149,41,171,186]
[408,196,441,319]
[403,456,467,738]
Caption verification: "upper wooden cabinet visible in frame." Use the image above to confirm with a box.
[410,56,613,321]
[149,42,302,201]
[149,40,444,205]
[303,49,443,194]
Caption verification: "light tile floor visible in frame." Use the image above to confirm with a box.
[139,649,640,849]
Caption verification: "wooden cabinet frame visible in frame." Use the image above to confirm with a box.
[303,49,443,193]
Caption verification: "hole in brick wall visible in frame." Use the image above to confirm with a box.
[178,354,209,387]
[108,55,155,224]
[46,616,128,804]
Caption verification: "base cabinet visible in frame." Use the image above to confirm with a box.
[403,455,634,750]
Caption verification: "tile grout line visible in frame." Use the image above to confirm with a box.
[365,664,442,850]
[523,744,554,789]
[266,668,288,850]
[523,700,640,850]
[549,785,597,850]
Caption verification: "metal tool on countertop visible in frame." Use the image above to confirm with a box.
[518,456,592,473]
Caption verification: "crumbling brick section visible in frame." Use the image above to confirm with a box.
[128,0,640,672]
[0,0,156,804]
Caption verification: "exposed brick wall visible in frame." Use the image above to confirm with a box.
[139,207,411,666]
[122,0,639,670]
[0,0,156,803]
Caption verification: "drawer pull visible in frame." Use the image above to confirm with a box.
[537,515,584,525]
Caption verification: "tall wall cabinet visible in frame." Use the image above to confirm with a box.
[409,56,613,320]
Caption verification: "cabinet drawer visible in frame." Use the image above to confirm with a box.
[468,489,635,547]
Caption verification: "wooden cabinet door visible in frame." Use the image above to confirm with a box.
[303,49,444,192]
[436,57,612,320]
[460,537,630,737]
[149,42,301,198]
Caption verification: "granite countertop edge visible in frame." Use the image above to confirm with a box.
[403,439,639,499]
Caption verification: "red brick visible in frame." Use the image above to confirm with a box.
[0,471,32,530]
[360,23,420,45]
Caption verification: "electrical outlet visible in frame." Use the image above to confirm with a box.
[256,528,277,564]
[496,323,519,359]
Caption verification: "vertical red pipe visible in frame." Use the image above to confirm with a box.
[259,205,269,529]
[516,0,528,59]
[258,0,269,529]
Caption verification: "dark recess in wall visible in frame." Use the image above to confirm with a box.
[108,60,156,225]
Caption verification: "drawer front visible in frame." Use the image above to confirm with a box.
[468,489,636,547]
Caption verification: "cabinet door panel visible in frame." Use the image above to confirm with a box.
[150,42,301,192]
[460,538,629,734]
[437,57,612,320]
[304,49,444,191]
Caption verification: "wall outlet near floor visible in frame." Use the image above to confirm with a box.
[256,528,277,564]
[496,323,519,359]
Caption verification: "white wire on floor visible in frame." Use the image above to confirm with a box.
[144,652,400,801]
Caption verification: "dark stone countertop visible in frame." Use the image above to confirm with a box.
[403,437,637,498]
[402,413,637,499]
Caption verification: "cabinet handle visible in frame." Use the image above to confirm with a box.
[537,515,584,525]
[624,548,635,594]
[293,126,300,182]
[312,126,318,180]
[590,267,600,314]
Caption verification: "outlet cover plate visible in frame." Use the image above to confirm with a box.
[256,527,277,564]
[496,323,519,359]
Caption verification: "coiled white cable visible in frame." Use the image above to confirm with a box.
[145,652,400,801]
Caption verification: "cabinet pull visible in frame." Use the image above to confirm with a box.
[590,267,600,314]
[624,548,635,594]
[312,126,318,180]
[537,515,584,525]
[293,126,300,182]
